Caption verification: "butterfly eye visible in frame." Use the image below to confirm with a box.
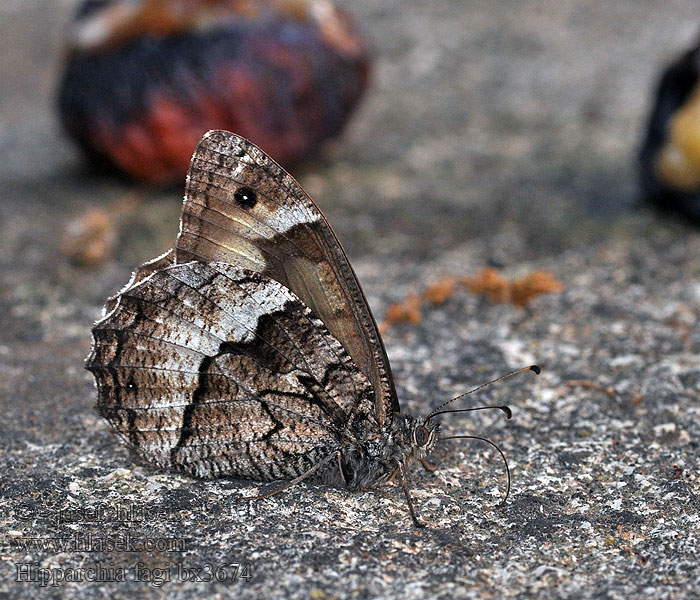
[234,187,257,208]
[414,425,430,447]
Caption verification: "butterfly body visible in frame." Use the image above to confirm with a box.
[322,415,441,491]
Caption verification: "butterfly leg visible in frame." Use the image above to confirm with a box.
[336,451,349,486]
[236,452,336,503]
[399,463,424,529]
[385,465,400,484]
[421,458,439,472]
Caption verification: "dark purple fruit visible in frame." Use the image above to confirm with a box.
[57,0,370,185]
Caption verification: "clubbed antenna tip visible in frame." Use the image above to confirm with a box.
[427,363,542,418]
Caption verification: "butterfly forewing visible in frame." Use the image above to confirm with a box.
[87,261,376,480]
[176,130,399,427]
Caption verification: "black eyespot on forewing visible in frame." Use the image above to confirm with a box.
[414,425,429,447]
[233,187,257,208]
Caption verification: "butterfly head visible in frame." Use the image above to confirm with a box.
[410,418,440,459]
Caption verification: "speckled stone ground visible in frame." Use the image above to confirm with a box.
[1,1,699,598]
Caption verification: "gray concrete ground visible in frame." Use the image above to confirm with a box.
[1,1,699,598]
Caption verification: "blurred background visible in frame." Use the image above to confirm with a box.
[3,1,699,287]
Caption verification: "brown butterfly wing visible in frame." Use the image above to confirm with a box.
[175,130,399,427]
[103,249,175,315]
[87,261,377,480]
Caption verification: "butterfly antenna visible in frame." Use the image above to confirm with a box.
[426,365,540,420]
[429,405,512,420]
[441,434,511,507]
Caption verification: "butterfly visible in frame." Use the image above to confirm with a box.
[86,130,539,527]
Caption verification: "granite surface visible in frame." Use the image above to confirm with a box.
[1,1,699,598]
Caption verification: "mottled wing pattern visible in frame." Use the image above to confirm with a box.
[103,249,175,315]
[176,130,399,426]
[86,261,376,480]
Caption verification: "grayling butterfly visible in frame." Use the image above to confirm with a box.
[86,130,539,527]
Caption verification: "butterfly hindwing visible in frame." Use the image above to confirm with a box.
[176,130,399,427]
[103,249,175,315]
[86,261,376,480]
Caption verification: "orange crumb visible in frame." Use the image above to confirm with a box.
[462,268,563,307]
[380,268,564,334]
[379,292,422,334]
[61,209,116,267]
[510,271,564,307]
[617,525,645,543]
[423,277,457,305]
[564,379,616,399]
[462,268,510,303]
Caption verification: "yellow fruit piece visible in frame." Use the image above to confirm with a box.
[655,83,700,191]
